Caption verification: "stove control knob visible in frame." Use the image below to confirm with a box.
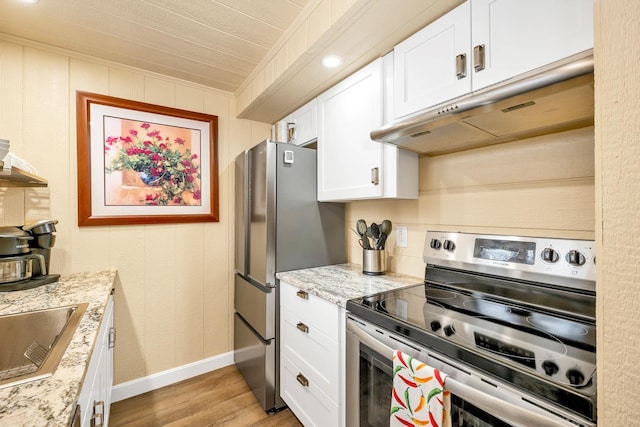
[566,250,586,266]
[443,325,456,337]
[443,239,456,251]
[566,369,585,386]
[430,239,442,250]
[430,321,441,332]
[541,248,559,263]
[542,360,559,376]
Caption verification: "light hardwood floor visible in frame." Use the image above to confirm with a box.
[110,365,303,426]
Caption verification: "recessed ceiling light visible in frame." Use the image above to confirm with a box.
[322,55,343,68]
[19,0,39,3]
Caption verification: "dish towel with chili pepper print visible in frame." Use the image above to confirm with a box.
[390,350,451,427]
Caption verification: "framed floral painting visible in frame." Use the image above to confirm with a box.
[76,91,219,226]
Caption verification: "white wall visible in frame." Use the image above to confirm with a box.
[0,37,269,384]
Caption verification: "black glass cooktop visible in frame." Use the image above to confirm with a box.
[347,269,596,352]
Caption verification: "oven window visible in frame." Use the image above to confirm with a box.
[357,343,515,427]
[359,344,393,427]
[451,395,512,427]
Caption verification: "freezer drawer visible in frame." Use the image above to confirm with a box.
[234,313,280,411]
[234,273,276,340]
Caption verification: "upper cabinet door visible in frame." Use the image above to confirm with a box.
[471,0,594,91]
[317,59,384,201]
[393,2,471,119]
[284,98,318,146]
[391,0,593,120]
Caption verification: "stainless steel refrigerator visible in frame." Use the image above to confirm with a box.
[234,140,345,412]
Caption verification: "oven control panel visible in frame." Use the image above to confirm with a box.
[423,231,595,291]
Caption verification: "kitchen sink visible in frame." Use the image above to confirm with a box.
[0,302,88,389]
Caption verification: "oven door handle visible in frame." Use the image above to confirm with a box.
[346,318,581,427]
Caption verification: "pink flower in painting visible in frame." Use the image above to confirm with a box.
[106,121,202,206]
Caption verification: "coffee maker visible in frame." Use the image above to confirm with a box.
[0,219,60,291]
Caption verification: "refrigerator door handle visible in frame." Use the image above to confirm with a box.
[246,276,275,292]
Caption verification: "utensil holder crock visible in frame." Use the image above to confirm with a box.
[363,249,385,275]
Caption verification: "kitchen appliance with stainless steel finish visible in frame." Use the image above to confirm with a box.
[234,140,345,412]
[347,231,596,426]
[370,53,594,155]
[0,220,60,291]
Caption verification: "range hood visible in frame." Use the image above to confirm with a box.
[370,52,594,156]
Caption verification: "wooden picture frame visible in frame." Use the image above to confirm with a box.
[76,91,219,226]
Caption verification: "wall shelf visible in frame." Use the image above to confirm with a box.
[0,161,48,187]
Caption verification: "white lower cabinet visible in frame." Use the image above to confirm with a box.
[280,281,345,426]
[76,294,115,427]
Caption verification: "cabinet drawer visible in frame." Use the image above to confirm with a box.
[281,353,340,427]
[281,307,339,399]
[280,281,339,338]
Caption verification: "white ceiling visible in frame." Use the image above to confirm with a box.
[0,0,309,92]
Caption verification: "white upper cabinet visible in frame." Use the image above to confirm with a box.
[393,2,472,118]
[318,57,418,202]
[282,98,318,146]
[471,0,594,89]
[393,0,594,119]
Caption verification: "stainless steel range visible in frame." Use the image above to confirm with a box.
[346,231,596,427]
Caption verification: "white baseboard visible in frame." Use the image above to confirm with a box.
[111,351,234,403]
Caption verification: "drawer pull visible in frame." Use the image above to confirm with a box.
[296,322,309,333]
[296,373,309,387]
[296,290,309,300]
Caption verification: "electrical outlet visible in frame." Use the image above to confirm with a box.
[396,226,408,248]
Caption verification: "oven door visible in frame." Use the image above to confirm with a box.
[346,316,595,427]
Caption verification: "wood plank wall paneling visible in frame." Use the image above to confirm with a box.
[346,126,595,279]
[1,34,596,394]
[0,38,270,385]
[595,2,640,424]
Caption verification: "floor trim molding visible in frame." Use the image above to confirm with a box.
[111,351,234,403]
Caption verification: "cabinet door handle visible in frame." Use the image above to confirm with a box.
[91,400,104,427]
[296,290,309,300]
[473,44,485,72]
[296,373,309,387]
[109,327,116,349]
[455,53,467,79]
[287,122,296,143]
[296,322,309,333]
[371,167,379,185]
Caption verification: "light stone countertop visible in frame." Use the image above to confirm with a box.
[276,263,422,307]
[0,270,117,427]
